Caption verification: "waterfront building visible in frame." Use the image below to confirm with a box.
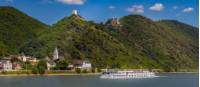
[12,62,22,70]
[68,64,74,69]
[0,60,12,71]
[47,60,56,70]
[3,61,12,71]
[21,53,27,62]
[73,60,92,70]
[28,57,38,65]
[19,53,38,65]
[21,56,38,65]
[82,60,92,69]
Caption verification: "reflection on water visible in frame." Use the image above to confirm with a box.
[0,73,198,87]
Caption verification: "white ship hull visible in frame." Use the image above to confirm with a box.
[100,70,157,79]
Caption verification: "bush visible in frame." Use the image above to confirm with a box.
[97,68,101,72]
[82,69,87,73]
[37,60,47,75]
[31,67,38,74]
[75,68,81,74]
[38,67,45,75]
[31,60,47,75]
[55,60,68,70]
[91,68,95,73]
[2,71,7,74]
[22,61,33,70]
[37,60,47,69]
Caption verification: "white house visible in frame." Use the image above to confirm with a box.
[22,55,27,62]
[82,61,92,69]
[73,60,92,70]
[47,61,56,70]
[0,60,12,71]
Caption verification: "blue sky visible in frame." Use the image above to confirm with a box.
[0,0,199,27]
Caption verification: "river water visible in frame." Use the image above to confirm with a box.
[0,73,198,87]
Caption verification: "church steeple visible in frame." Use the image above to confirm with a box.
[53,47,59,60]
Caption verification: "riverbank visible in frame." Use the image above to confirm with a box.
[0,72,198,77]
[158,72,199,74]
[0,73,101,77]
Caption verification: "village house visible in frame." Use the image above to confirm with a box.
[19,54,39,65]
[47,60,56,70]
[68,64,74,70]
[0,54,39,71]
[12,62,22,70]
[73,60,92,70]
[0,59,12,71]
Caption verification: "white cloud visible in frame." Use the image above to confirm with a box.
[149,3,164,11]
[109,6,115,9]
[127,5,144,14]
[56,0,85,5]
[183,7,194,13]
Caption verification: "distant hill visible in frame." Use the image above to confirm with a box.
[1,7,198,71]
[102,15,199,71]
[0,6,48,57]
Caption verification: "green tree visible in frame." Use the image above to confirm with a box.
[37,60,47,75]
[37,66,46,75]
[55,60,68,70]
[31,67,38,74]
[23,61,33,70]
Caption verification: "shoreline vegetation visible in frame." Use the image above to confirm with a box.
[0,70,198,77]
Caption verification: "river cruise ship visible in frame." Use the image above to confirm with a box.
[100,69,157,79]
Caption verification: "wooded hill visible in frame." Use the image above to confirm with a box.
[0,6,48,57]
[0,7,198,71]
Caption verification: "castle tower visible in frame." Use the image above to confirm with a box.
[72,10,78,15]
[53,47,59,60]
[116,18,120,25]
[111,17,121,25]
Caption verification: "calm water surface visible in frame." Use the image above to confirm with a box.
[0,73,198,87]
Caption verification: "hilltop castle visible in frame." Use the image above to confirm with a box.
[71,9,83,20]
[107,17,122,28]
[72,10,78,15]
[110,17,121,26]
